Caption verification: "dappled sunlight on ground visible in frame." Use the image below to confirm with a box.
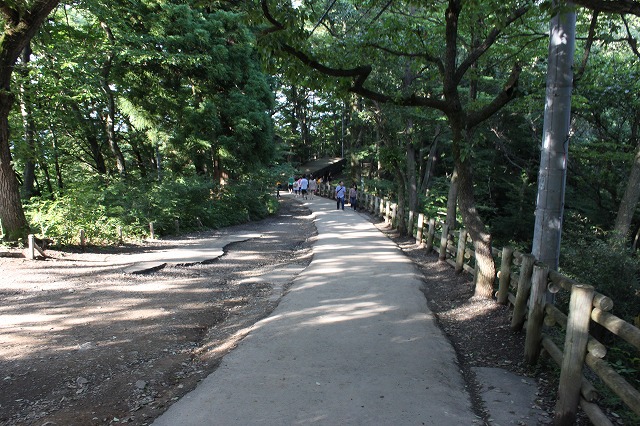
[0,196,319,425]
[291,301,394,326]
[440,295,501,322]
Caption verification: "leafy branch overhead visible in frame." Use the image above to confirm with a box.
[258,0,524,126]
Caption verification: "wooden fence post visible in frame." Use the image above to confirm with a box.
[455,229,467,273]
[426,218,436,252]
[79,229,86,248]
[149,222,155,240]
[408,210,415,237]
[416,213,425,246]
[511,254,536,331]
[497,246,514,304]
[555,284,595,425]
[525,264,550,364]
[439,223,449,261]
[28,234,35,260]
[385,200,391,223]
[391,203,397,227]
[117,226,123,244]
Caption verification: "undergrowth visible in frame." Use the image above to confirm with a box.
[24,173,279,246]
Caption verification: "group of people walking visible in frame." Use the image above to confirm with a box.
[286,174,358,211]
[288,174,318,200]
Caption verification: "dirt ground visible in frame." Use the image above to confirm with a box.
[0,198,315,426]
[1,197,580,425]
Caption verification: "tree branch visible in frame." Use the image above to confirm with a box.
[0,5,19,25]
[622,15,640,60]
[260,0,449,112]
[279,44,448,110]
[572,0,640,16]
[574,10,599,83]
[466,63,521,129]
[365,43,445,76]
[454,5,529,85]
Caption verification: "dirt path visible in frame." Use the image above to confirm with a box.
[0,198,315,426]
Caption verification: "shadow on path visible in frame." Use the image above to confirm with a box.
[153,194,476,425]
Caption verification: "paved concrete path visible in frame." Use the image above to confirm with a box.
[153,193,478,425]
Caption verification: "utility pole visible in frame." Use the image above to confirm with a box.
[532,2,577,270]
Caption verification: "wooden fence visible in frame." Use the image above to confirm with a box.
[317,182,640,426]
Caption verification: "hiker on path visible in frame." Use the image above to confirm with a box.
[293,178,299,197]
[308,175,317,199]
[335,181,346,210]
[300,175,309,200]
[349,183,358,210]
[288,176,295,193]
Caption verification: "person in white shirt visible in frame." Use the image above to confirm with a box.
[308,175,317,199]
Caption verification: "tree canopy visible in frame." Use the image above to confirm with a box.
[0,0,638,304]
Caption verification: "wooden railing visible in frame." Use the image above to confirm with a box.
[317,182,640,426]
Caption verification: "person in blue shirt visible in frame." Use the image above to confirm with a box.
[300,175,309,199]
[335,181,346,210]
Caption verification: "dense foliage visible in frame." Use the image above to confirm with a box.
[25,173,279,245]
[1,1,281,246]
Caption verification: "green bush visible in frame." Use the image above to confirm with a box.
[560,236,640,321]
[25,173,279,246]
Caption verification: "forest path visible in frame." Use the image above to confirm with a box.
[152,192,478,425]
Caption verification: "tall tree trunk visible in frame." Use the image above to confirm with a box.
[49,124,63,191]
[87,134,108,174]
[446,168,458,230]
[0,1,60,241]
[41,155,53,195]
[129,141,148,178]
[19,43,37,199]
[532,3,576,270]
[419,128,442,196]
[70,103,108,174]
[395,167,408,235]
[452,129,496,298]
[613,138,640,242]
[406,131,418,215]
[101,22,126,176]
[0,91,29,241]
